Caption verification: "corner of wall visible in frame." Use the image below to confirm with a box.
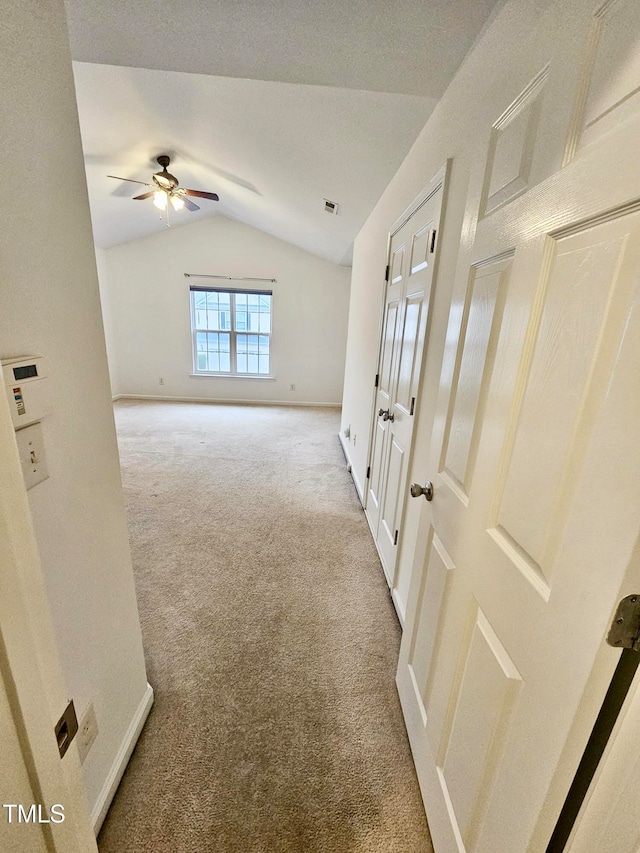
[94,246,121,397]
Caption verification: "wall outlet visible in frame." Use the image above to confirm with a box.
[77,703,99,764]
[159,377,165,385]
[290,383,296,391]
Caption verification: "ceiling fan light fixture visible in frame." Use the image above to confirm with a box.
[107,155,218,214]
[153,190,168,210]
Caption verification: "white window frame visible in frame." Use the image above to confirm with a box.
[190,286,273,378]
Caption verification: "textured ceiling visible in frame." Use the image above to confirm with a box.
[66,0,499,263]
[65,0,498,96]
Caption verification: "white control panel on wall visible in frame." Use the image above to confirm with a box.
[2,356,50,490]
[2,356,51,428]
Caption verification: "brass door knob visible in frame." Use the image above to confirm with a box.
[410,481,434,501]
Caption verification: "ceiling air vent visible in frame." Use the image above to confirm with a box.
[324,199,339,215]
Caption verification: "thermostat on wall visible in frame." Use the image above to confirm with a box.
[2,356,51,430]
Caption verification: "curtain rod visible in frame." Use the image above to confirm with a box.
[184,273,277,283]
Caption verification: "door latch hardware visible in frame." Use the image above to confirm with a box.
[55,700,78,759]
[410,481,434,501]
[607,595,640,650]
[377,408,394,422]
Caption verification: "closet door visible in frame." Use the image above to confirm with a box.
[366,169,445,588]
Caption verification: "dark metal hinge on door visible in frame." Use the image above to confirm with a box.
[430,230,437,253]
[410,396,415,416]
[607,594,640,650]
[394,530,399,545]
[374,373,379,388]
[366,466,371,480]
[546,594,640,852]
[385,264,390,281]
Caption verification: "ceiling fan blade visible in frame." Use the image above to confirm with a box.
[183,189,219,201]
[107,175,152,186]
[132,191,155,200]
[182,196,200,211]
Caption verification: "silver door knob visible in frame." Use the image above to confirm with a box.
[410,481,433,501]
[378,408,389,418]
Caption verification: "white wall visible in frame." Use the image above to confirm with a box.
[340,0,586,610]
[95,247,121,397]
[101,215,351,405]
[0,0,150,825]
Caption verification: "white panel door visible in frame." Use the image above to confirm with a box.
[366,169,446,587]
[397,58,640,853]
[366,241,405,538]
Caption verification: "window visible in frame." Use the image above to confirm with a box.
[190,287,272,376]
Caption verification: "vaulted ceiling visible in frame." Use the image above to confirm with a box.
[65,0,499,264]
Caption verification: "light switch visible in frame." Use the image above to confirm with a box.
[15,422,49,490]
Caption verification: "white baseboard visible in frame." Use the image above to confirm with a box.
[115,394,340,408]
[351,468,364,504]
[338,431,352,468]
[338,432,365,504]
[91,682,154,835]
[391,586,406,627]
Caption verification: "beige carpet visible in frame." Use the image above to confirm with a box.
[98,400,433,853]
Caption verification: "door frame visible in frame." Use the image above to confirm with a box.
[0,376,97,851]
[363,161,450,594]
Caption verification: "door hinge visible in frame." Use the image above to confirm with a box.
[385,264,390,281]
[366,465,371,480]
[548,595,640,852]
[430,229,437,253]
[55,700,78,759]
[410,396,415,416]
[607,595,640,650]
[374,373,379,388]
[394,529,399,545]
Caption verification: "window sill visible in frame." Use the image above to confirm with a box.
[190,373,275,381]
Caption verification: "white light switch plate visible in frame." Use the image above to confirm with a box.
[15,421,49,490]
